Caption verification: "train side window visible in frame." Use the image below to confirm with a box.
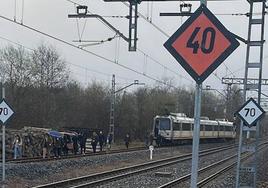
[182,123,191,131]
[200,124,205,131]
[205,124,213,131]
[173,122,180,130]
[225,126,232,131]
[220,126,225,131]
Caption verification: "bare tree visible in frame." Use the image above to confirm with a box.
[29,44,70,127]
[0,46,33,126]
[0,45,32,86]
[82,81,110,131]
[31,44,69,88]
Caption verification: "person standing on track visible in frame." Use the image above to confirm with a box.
[52,137,61,158]
[149,133,154,146]
[91,131,98,153]
[72,135,78,155]
[124,133,130,149]
[98,131,105,152]
[78,132,86,155]
[41,134,52,159]
[13,135,22,159]
[106,133,113,151]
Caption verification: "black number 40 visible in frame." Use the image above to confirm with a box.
[187,27,216,54]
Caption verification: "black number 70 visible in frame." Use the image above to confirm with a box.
[0,108,8,115]
[245,108,255,117]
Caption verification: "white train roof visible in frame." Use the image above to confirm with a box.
[155,114,233,126]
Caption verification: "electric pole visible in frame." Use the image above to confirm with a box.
[109,74,116,143]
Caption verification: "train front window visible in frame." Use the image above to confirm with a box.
[156,118,171,130]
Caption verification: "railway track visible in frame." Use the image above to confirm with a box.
[158,142,268,188]
[32,144,236,188]
[5,146,147,163]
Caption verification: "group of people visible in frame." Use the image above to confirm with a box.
[91,131,114,153]
[11,132,88,159]
[39,131,114,158]
[40,132,88,158]
[11,131,133,159]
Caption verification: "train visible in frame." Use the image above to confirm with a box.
[153,113,236,145]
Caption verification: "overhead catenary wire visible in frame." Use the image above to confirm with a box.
[71,0,267,85]
[0,34,135,84]
[122,2,169,38]
[0,14,186,89]
[21,0,24,24]
[137,48,193,83]
[121,1,239,81]
[64,0,194,85]
[14,0,17,22]
[0,36,137,83]
[223,54,268,78]
[114,35,121,63]
[74,4,88,41]
[76,35,118,47]
[75,7,81,41]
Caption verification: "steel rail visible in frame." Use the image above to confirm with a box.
[158,142,268,188]
[33,144,236,188]
[196,143,268,187]
[5,146,146,164]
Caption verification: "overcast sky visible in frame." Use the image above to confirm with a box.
[0,0,267,95]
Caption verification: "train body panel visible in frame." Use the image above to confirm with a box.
[153,113,235,145]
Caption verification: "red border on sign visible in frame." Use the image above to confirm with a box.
[164,4,240,84]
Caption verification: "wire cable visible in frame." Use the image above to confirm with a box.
[137,48,193,83]
[0,15,183,89]
[121,1,240,80]
[65,0,193,84]
[14,0,17,22]
[21,0,25,24]
[0,34,135,83]
[122,2,169,37]
[0,35,139,81]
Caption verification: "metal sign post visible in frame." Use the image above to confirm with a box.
[235,98,265,188]
[0,84,15,182]
[2,85,5,182]
[191,0,204,185]
[163,3,239,187]
[190,83,202,188]
[234,0,266,186]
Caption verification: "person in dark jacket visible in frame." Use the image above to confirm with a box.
[62,135,68,156]
[78,133,86,155]
[91,132,98,153]
[149,133,154,146]
[41,134,52,159]
[107,133,113,151]
[124,134,130,149]
[72,135,78,155]
[52,137,62,158]
[98,131,105,152]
